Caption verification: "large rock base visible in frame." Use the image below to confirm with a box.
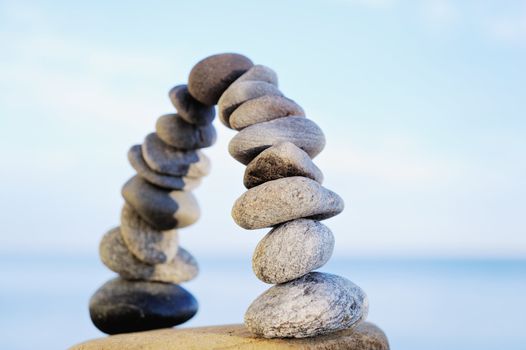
[70,322,389,350]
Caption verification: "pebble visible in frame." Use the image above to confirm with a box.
[120,203,179,264]
[155,114,216,150]
[169,84,215,125]
[188,53,253,105]
[122,176,200,230]
[218,80,283,128]
[142,133,211,178]
[234,64,278,86]
[232,176,344,229]
[252,219,334,284]
[244,272,368,338]
[99,227,198,283]
[229,95,305,130]
[89,277,198,334]
[228,116,326,165]
[243,142,323,188]
[128,145,201,191]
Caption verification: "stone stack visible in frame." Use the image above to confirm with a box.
[89,82,217,334]
[187,53,369,338]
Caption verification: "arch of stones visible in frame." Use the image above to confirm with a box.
[89,53,369,339]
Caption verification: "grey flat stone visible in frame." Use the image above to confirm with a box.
[128,145,201,191]
[188,53,253,105]
[155,114,216,150]
[169,84,215,125]
[234,64,278,86]
[89,278,198,334]
[229,95,305,130]
[244,272,368,338]
[122,176,200,230]
[232,177,344,229]
[99,227,198,284]
[142,133,210,178]
[218,81,283,128]
[252,219,334,284]
[120,203,179,264]
[244,142,323,188]
[228,116,325,165]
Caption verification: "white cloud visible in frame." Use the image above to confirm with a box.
[488,12,526,45]
[420,0,459,30]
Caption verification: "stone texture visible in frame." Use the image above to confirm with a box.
[244,142,323,188]
[228,116,326,165]
[155,114,216,150]
[122,176,200,230]
[169,84,215,125]
[142,133,210,178]
[88,278,198,335]
[245,272,368,338]
[128,145,201,191]
[230,95,305,130]
[120,203,179,264]
[235,64,278,86]
[70,322,389,349]
[99,227,198,284]
[232,177,344,229]
[218,80,283,128]
[188,53,253,106]
[252,219,334,284]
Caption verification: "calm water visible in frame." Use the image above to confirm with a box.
[0,255,524,350]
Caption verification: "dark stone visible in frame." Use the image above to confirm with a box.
[122,176,200,230]
[188,53,253,106]
[244,142,323,188]
[155,114,216,150]
[228,116,326,165]
[89,277,198,335]
[128,145,200,191]
[169,85,215,125]
[142,133,210,178]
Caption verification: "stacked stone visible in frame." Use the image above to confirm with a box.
[186,53,369,339]
[88,82,217,334]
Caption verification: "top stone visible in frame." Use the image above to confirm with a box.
[188,53,253,106]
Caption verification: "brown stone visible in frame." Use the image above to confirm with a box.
[188,53,253,106]
[70,322,389,350]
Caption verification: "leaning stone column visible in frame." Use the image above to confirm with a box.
[88,82,216,334]
[189,53,369,338]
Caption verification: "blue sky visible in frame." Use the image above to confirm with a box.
[0,0,525,258]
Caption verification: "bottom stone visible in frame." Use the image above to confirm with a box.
[70,322,388,350]
[89,278,198,335]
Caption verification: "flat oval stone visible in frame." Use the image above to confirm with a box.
[128,145,201,191]
[99,227,198,283]
[234,64,278,86]
[244,142,323,188]
[142,133,211,178]
[169,84,215,125]
[120,203,179,264]
[155,114,216,150]
[122,176,200,230]
[244,272,368,338]
[232,177,343,229]
[89,277,198,334]
[228,116,326,165]
[218,81,283,128]
[252,219,334,284]
[229,95,305,130]
[188,53,253,105]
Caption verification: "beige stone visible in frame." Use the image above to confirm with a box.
[70,322,389,350]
